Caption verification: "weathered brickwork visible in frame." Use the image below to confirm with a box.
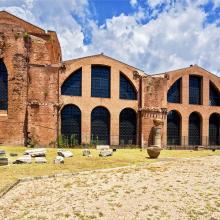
[0,11,220,148]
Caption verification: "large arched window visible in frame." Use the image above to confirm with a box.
[167,78,181,103]
[120,73,137,100]
[167,110,181,145]
[91,106,110,145]
[119,108,137,145]
[91,65,110,98]
[189,75,202,105]
[209,82,220,106]
[188,112,201,145]
[209,113,220,145]
[61,68,82,96]
[0,59,8,110]
[61,104,81,145]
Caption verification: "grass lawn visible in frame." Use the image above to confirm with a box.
[0,146,220,194]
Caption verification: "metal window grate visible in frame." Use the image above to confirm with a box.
[120,73,137,100]
[189,75,201,105]
[119,108,137,145]
[167,78,181,103]
[61,105,81,145]
[209,113,220,145]
[91,65,110,98]
[189,112,201,145]
[167,111,181,145]
[91,107,110,145]
[0,59,8,110]
[209,82,220,106]
[61,68,82,96]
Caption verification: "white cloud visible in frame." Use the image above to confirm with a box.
[0,0,220,75]
[130,0,137,7]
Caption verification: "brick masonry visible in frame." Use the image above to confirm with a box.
[0,11,220,147]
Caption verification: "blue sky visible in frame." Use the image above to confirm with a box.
[1,0,220,75]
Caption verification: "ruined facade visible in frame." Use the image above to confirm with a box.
[1,11,220,148]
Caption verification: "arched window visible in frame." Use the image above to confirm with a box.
[167,78,181,103]
[167,110,181,145]
[188,112,201,145]
[119,108,137,145]
[91,65,110,98]
[209,113,220,145]
[0,59,8,110]
[209,82,220,106]
[61,68,82,96]
[61,104,81,145]
[91,106,110,145]
[189,75,202,105]
[120,73,137,100]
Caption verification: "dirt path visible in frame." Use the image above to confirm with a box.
[0,156,220,220]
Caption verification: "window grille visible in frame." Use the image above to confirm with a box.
[0,59,8,110]
[209,82,220,106]
[119,108,137,145]
[167,111,181,145]
[188,112,201,145]
[167,78,181,103]
[189,75,201,105]
[61,105,81,145]
[61,68,82,96]
[91,65,110,98]
[209,113,220,145]
[91,107,110,145]
[120,73,137,100]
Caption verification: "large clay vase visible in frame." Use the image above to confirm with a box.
[147,146,162,159]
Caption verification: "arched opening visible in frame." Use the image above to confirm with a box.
[189,75,202,105]
[61,68,82,96]
[188,112,202,145]
[209,113,220,145]
[61,104,81,146]
[167,78,182,103]
[91,106,110,145]
[0,59,8,110]
[209,81,220,106]
[120,73,137,100]
[167,110,181,145]
[119,108,137,145]
[91,65,111,98]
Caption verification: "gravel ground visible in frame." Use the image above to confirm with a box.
[0,156,220,220]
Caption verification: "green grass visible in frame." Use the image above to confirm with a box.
[0,146,219,194]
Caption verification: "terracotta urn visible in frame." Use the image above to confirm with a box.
[147,146,162,159]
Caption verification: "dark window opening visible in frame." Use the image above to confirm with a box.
[188,112,201,145]
[120,73,137,100]
[119,108,137,145]
[209,82,220,106]
[167,78,181,103]
[189,75,202,105]
[61,105,81,145]
[91,65,110,98]
[0,59,8,110]
[167,110,181,145]
[61,68,82,96]
[209,113,220,145]
[91,107,110,145]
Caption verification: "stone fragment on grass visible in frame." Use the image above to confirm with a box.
[54,156,64,164]
[82,149,91,156]
[24,148,46,157]
[13,155,32,164]
[58,150,73,158]
[99,149,113,157]
[0,157,8,166]
[0,149,5,156]
[35,157,47,164]
[10,153,18,157]
[96,145,110,150]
